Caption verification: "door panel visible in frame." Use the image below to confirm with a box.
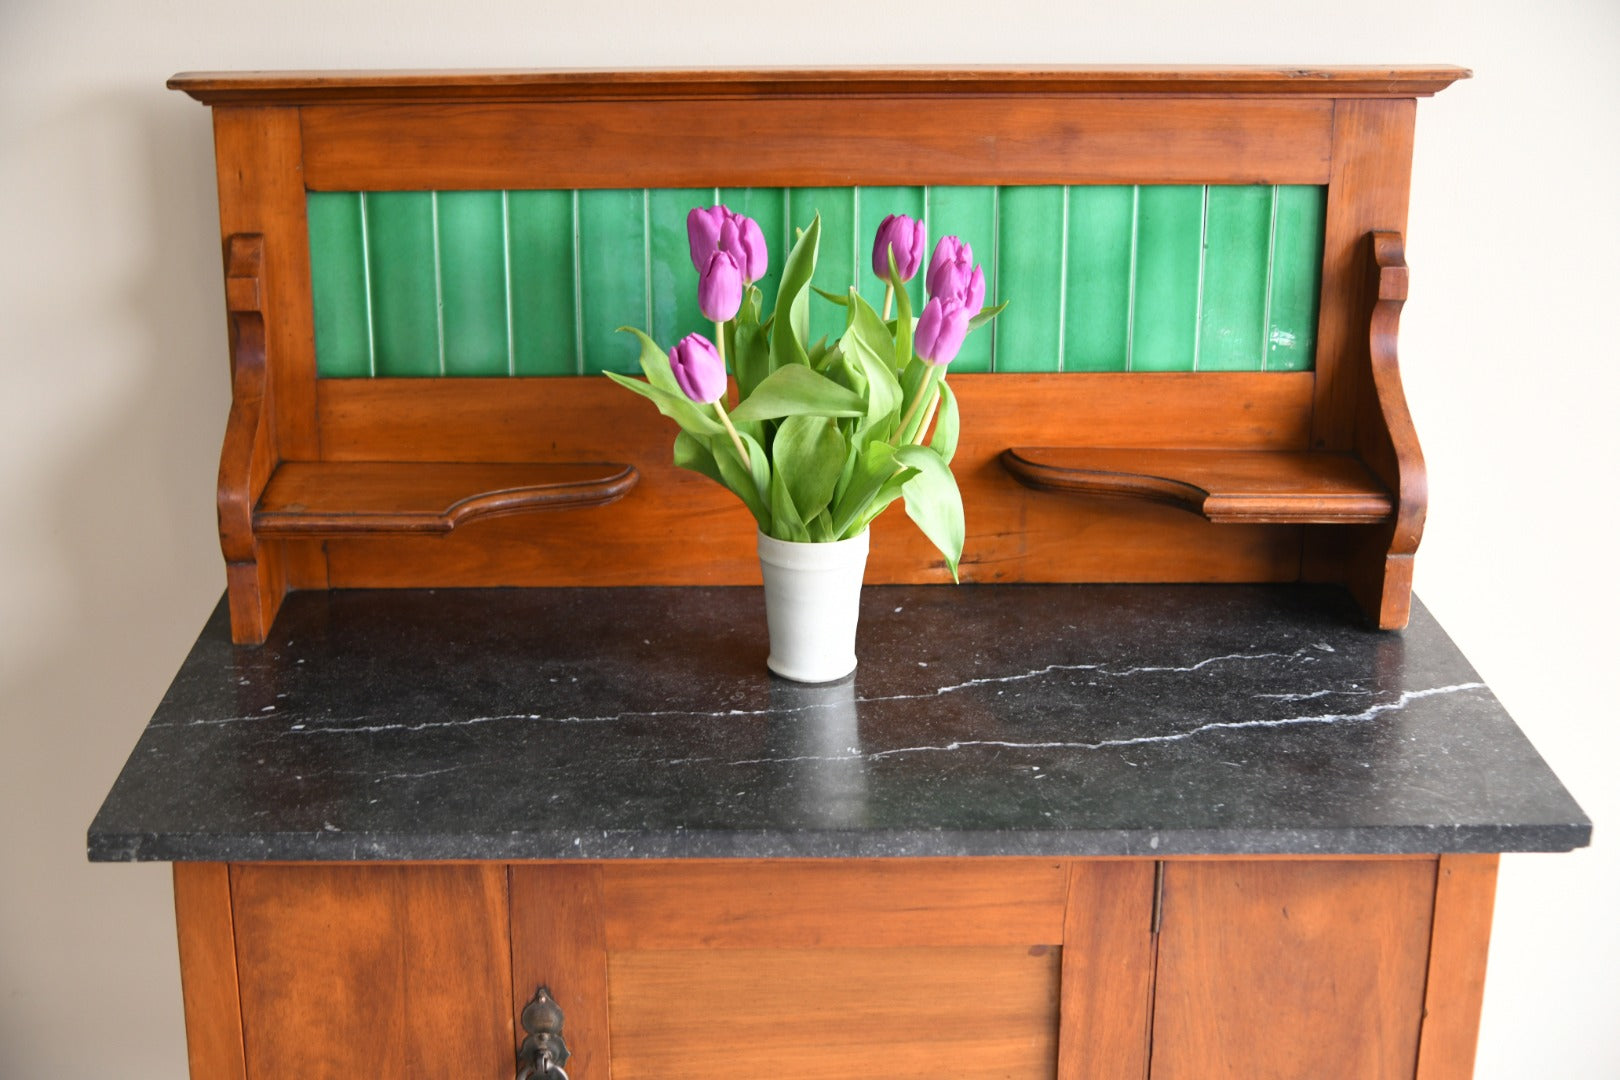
[231,864,513,1080]
[1149,859,1436,1080]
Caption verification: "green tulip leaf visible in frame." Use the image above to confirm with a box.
[733,311,771,401]
[769,466,812,542]
[673,430,724,487]
[771,213,820,371]
[929,378,960,465]
[828,440,902,538]
[967,299,1009,332]
[729,364,867,422]
[841,291,903,430]
[811,285,850,307]
[773,414,847,527]
[711,429,771,530]
[895,444,965,582]
[603,370,725,439]
[619,326,683,397]
[887,251,913,371]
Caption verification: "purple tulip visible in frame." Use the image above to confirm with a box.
[669,333,727,404]
[689,204,770,284]
[687,205,728,271]
[724,213,769,283]
[926,236,987,316]
[872,213,926,281]
[698,250,743,322]
[914,297,971,367]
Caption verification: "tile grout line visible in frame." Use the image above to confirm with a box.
[1057,185,1070,372]
[990,186,1001,372]
[571,190,584,375]
[501,190,515,376]
[431,191,445,376]
[1125,185,1139,372]
[358,191,377,376]
[642,188,653,335]
[1261,185,1280,372]
[1192,185,1209,372]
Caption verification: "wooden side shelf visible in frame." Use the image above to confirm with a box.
[254,461,638,537]
[1001,448,1394,525]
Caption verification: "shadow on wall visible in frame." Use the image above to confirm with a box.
[0,84,230,1077]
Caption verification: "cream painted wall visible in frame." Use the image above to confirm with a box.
[2,1,1615,1075]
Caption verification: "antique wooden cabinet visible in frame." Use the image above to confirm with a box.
[90,68,1589,1080]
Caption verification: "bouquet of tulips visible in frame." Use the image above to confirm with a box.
[607,204,1002,581]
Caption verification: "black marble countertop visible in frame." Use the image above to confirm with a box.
[89,585,1589,862]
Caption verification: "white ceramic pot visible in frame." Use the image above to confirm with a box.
[756,529,870,683]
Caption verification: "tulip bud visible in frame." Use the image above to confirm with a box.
[724,213,769,283]
[872,213,926,281]
[926,236,987,317]
[698,250,743,323]
[914,297,970,367]
[926,236,972,299]
[960,265,987,317]
[668,333,727,404]
[687,205,728,271]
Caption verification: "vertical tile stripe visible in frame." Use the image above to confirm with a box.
[306,192,371,378]
[308,185,1326,377]
[436,191,509,377]
[1198,185,1273,372]
[1266,185,1327,372]
[1130,185,1204,372]
[577,189,647,375]
[995,185,1067,372]
[506,190,576,376]
[1064,185,1135,372]
[364,191,440,376]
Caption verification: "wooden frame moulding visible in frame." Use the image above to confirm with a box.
[178,67,1467,642]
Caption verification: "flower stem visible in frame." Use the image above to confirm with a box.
[713,400,750,469]
[714,320,732,407]
[895,364,941,446]
[883,282,894,322]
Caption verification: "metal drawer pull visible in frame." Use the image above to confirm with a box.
[516,985,570,1080]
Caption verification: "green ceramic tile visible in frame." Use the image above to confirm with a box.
[1064,185,1135,372]
[790,187,856,352]
[647,188,712,350]
[1198,185,1272,372]
[1130,185,1204,372]
[928,186,998,373]
[365,191,441,376]
[577,189,648,375]
[1266,185,1326,372]
[856,186,927,318]
[720,187,787,318]
[436,191,509,376]
[306,192,372,377]
[507,190,577,375]
[995,186,1066,373]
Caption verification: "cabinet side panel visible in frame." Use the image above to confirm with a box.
[609,946,1059,1080]
[231,865,511,1080]
[1058,860,1156,1080]
[173,863,248,1080]
[1415,854,1499,1080]
[510,865,613,1080]
[1149,858,1436,1080]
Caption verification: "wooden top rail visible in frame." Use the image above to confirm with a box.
[169,65,1471,105]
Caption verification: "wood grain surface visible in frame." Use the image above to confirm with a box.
[601,859,1068,950]
[1148,858,1436,1080]
[230,864,513,1079]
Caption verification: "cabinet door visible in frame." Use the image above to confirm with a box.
[1148,859,1436,1080]
[231,864,514,1080]
[510,860,1157,1080]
